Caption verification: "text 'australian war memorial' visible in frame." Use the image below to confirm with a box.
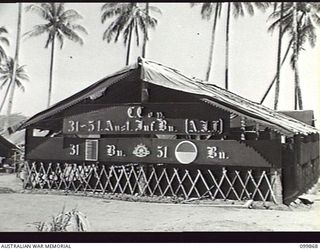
[18,58,320,205]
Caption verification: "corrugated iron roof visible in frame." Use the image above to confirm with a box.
[19,58,319,136]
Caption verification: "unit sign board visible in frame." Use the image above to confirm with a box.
[63,103,229,135]
[26,137,279,168]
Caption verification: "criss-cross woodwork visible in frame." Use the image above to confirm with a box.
[24,162,284,202]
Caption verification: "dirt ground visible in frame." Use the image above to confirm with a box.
[0,173,319,232]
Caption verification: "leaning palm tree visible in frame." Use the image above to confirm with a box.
[4,2,24,130]
[191,3,223,81]
[260,2,308,105]
[24,3,88,108]
[0,26,10,64]
[0,57,29,117]
[268,2,320,110]
[224,2,270,90]
[101,3,161,66]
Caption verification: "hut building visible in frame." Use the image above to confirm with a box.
[18,58,319,205]
[0,134,18,172]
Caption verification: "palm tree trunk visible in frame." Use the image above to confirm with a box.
[292,2,303,110]
[295,59,303,110]
[225,2,231,90]
[274,2,284,110]
[260,13,304,105]
[142,2,149,58]
[205,4,219,82]
[47,34,56,108]
[0,82,11,113]
[260,39,292,104]
[126,26,133,66]
[5,2,22,129]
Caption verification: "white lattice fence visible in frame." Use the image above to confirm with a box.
[25,162,277,202]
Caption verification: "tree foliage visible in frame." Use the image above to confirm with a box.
[101,3,161,47]
[0,26,10,64]
[24,3,88,49]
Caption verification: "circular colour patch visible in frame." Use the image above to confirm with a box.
[175,141,198,164]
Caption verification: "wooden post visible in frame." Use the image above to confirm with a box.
[293,135,303,194]
[270,168,283,204]
[138,57,149,196]
[240,116,246,140]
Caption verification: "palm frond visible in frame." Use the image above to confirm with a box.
[44,31,54,48]
[0,75,8,82]
[123,21,134,45]
[201,3,214,20]
[0,26,9,34]
[25,4,51,20]
[0,37,10,46]
[60,25,84,46]
[56,30,64,49]
[134,19,140,46]
[244,3,255,16]
[68,24,88,35]
[15,79,25,92]
[148,6,162,15]
[25,4,87,49]
[232,2,244,18]
[0,79,9,89]
[101,3,131,23]
[23,24,51,39]
[101,2,160,47]
[60,9,83,22]
[56,3,65,17]
[253,2,271,12]
[190,3,199,8]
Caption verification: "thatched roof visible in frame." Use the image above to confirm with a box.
[0,135,18,157]
[18,58,319,137]
[0,114,27,146]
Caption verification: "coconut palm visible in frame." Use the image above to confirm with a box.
[0,57,29,116]
[101,3,161,65]
[142,2,149,58]
[0,26,10,64]
[273,2,284,110]
[268,2,320,110]
[224,2,270,90]
[24,3,88,108]
[191,3,223,81]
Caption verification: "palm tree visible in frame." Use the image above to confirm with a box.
[224,2,270,90]
[101,3,161,66]
[191,3,222,81]
[24,3,88,108]
[142,2,149,58]
[3,2,23,130]
[274,2,284,110]
[0,57,29,116]
[292,2,301,110]
[268,2,320,110]
[0,26,10,64]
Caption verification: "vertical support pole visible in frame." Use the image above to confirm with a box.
[24,128,33,184]
[255,123,260,140]
[13,151,17,173]
[138,57,149,196]
[270,168,283,204]
[294,135,303,194]
[240,116,246,141]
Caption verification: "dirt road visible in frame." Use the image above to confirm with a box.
[0,173,319,232]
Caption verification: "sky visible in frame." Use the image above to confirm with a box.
[0,2,319,127]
